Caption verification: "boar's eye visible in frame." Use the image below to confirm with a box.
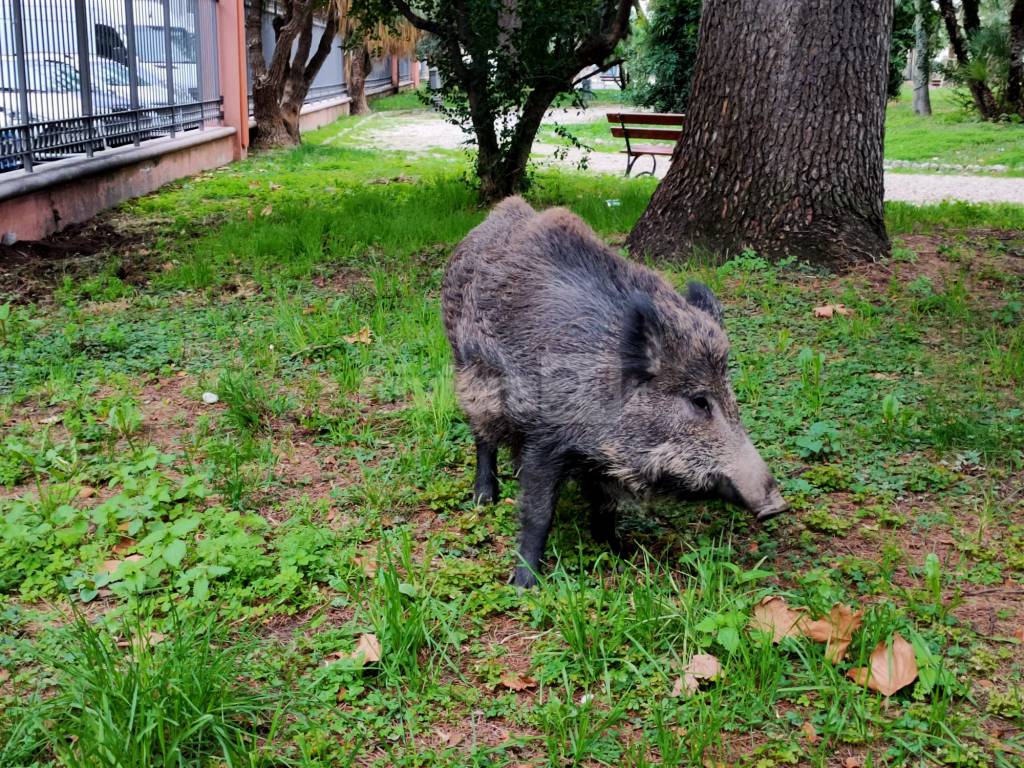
[690,395,712,416]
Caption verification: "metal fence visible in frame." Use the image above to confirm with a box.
[365,55,391,93]
[0,0,221,174]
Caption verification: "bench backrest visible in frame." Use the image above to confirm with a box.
[606,112,684,142]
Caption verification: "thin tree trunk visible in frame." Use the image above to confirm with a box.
[937,0,999,119]
[912,12,932,116]
[347,44,371,115]
[627,0,892,266]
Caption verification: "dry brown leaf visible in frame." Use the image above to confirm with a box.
[351,633,381,663]
[847,633,918,697]
[685,653,721,680]
[260,204,273,217]
[498,671,537,691]
[802,603,863,663]
[801,720,818,744]
[844,758,863,768]
[269,182,282,191]
[111,537,137,555]
[1013,627,1024,643]
[248,180,261,190]
[436,729,465,747]
[246,208,254,221]
[750,596,807,642]
[813,303,853,318]
[98,553,143,574]
[670,675,700,698]
[78,486,97,499]
[343,326,372,345]
[0,669,10,684]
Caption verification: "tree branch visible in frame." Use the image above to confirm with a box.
[304,6,340,85]
[392,0,444,35]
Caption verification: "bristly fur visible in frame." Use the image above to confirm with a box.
[441,196,785,586]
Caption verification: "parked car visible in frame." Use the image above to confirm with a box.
[0,55,141,161]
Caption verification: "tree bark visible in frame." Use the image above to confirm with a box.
[1008,0,1024,117]
[627,0,892,267]
[936,0,999,119]
[912,11,931,116]
[347,44,372,114]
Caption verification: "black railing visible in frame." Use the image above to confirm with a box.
[0,0,221,174]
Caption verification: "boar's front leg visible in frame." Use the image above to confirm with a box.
[473,439,500,505]
[511,446,565,588]
[580,471,622,555]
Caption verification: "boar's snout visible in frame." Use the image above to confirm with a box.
[716,436,789,521]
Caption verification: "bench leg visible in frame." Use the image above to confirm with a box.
[625,153,636,177]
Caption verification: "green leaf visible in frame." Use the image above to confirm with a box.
[695,615,720,633]
[193,576,209,602]
[717,626,740,653]
[163,538,188,569]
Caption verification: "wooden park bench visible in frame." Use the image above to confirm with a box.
[606,112,685,176]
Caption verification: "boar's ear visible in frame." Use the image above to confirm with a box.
[686,281,724,327]
[621,293,664,392]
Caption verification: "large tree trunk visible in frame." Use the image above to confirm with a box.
[627,0,892,267]
[912,11,932,116]
[347,44,372,115]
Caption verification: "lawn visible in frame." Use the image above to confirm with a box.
[536,87,1024,174]
[0,118,1023,767]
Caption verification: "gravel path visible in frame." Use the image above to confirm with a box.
[356,110,1024,206]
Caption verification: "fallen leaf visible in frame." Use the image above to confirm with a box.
[685,653,721,681]
[671,674,700,698]
[844,758,863,768]
[260,204,273,217]
[847,633,918,697]
[814,303,853,318]
[801,720,818,744]
[1013,627,1023,643]
[246,208,254,221]
[248,180,261,189]
[0,669,10,684]
[802,603,863,663]
[343,326,372,344]
[111,537,137,555]
[350,633,381,664]
[436,729,465,747]
[498,671,537,691]
[78,486,97,499]
[40,414,62,425]
[98,553,143,574]
[750,596,807,642]
[269,182,282,191]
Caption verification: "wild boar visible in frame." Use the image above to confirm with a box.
[442,196,787,587]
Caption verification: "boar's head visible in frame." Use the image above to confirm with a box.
[611,282,788,521]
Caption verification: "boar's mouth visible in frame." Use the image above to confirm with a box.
[715,477,788,521]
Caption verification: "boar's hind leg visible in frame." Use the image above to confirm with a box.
[511,447,565,588]
[473,439,500,505]
[580,472,622,555]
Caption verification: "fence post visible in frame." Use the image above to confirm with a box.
[390,55,398,90]
[9,0,34,171]
[73,0,96,156]
[217,0,248,159]
[161,0,177,137]
[124,0,142,145]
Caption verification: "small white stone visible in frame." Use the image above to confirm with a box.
[578,693,594,705]
[202,392,219,404]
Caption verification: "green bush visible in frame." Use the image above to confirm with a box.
[625,0,702,113]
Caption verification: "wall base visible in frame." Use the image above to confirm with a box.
[0,128,237,243]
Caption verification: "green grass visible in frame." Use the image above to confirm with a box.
[886,88,1024,172]
[1,116,1023,767]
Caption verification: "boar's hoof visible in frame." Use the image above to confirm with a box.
[510,566,539,589]
[473,483,499,506]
